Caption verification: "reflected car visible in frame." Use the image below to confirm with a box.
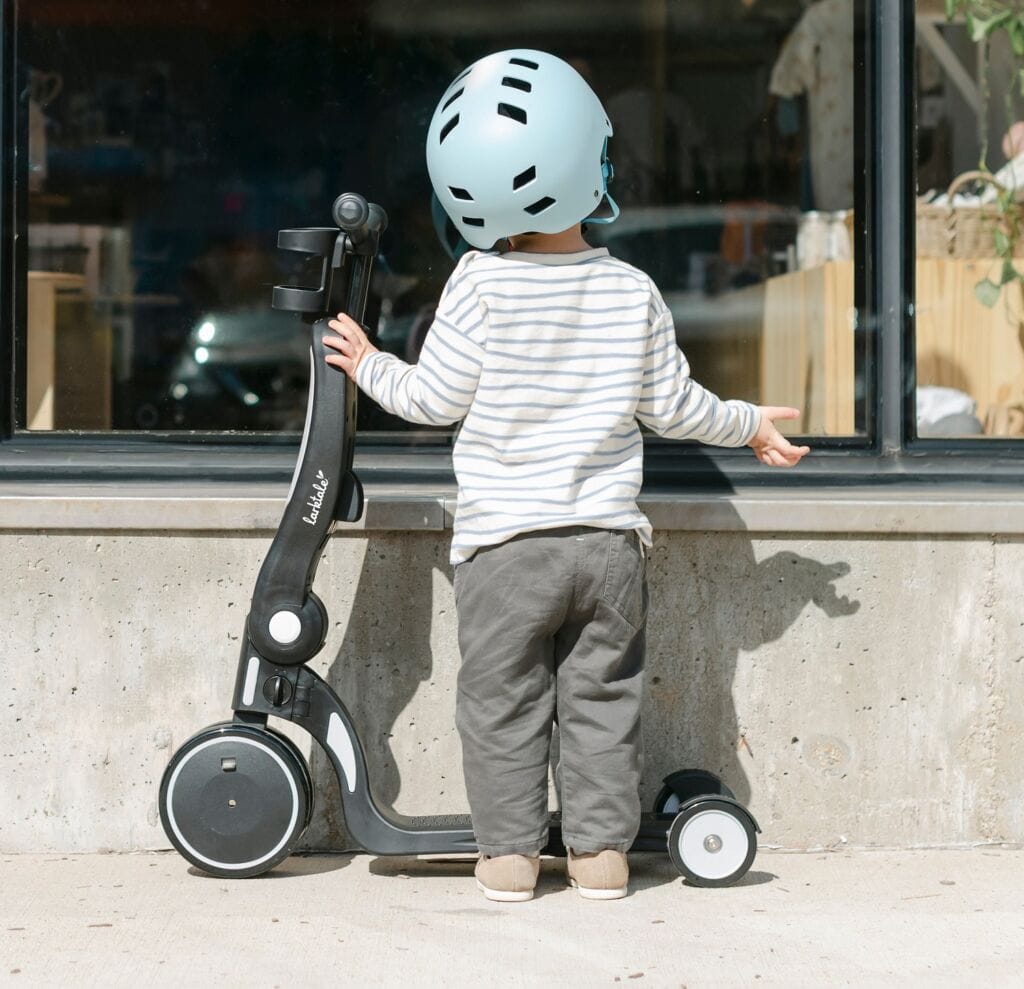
[154,308,311,431]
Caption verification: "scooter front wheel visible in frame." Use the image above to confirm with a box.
[159,722,312,879]
[667,799,757,888]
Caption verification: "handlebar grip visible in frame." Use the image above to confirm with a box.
[331,193,389,253]
[333,193,370,231]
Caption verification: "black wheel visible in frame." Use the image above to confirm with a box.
[667,799,757,887]
[654,768,735,815]
[159,722,312,879]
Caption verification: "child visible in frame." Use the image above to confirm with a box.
[325,49,809,902]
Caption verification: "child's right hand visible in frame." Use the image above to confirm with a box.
[748,407,811,467]
[324,312,378,381]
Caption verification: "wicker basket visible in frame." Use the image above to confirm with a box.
[917,170,1024,259]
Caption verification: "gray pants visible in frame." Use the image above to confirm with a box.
[453,526,648,857]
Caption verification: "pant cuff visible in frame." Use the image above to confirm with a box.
[561,834,634,855]
[477,841,545,858]
[473,823,548,864]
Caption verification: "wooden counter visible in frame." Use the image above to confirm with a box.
[26,271,112,430]
[682,258,1024,435]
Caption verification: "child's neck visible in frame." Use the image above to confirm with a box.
[506,227,591,254]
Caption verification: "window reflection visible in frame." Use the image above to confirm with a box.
[19,0,862,437]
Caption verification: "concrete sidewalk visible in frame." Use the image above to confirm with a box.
[2,849,1022,987]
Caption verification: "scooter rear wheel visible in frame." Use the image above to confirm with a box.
[667,798,757,888]
[159,722,312,879]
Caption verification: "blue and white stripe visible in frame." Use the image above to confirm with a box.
[356,247,759,564]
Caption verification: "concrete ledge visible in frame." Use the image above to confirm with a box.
[640,488,1024,535]
[0,485,447,531]
[3,482,1024,533]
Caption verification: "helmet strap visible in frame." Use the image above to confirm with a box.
[586,138,619,226]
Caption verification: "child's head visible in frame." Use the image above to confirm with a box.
[426,49,618,251]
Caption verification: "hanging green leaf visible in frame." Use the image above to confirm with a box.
[975,277,1002,307]
[996,229,1011,256]
[971,11,1013,42]
[1010,19,1024,56]
[946,0,957,21]
[1000,258,1018,284]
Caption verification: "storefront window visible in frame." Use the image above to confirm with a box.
[915,0,1024,440]
[16,0,864,439]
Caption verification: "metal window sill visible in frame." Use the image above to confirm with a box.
[3,482,1024,535]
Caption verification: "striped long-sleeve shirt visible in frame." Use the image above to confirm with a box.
[356,247,760,564]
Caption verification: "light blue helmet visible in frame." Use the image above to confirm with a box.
[426,49,619,250]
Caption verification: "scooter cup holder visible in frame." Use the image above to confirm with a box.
[271,195,387,314]
[271,228,340,314]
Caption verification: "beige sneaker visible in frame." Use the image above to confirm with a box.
[567,848,629,900]
[475,854,541,902]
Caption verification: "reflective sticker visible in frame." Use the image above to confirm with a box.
[326,712,358,793]
[242,656,260,706]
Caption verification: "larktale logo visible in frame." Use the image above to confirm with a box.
[302,469,329,526]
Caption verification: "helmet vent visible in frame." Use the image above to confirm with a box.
[449,186,473,201]
[502,76,532,94]
[452,67,472,84]
[462,217,485,227]
[439,114,460,144]
[524,196,556,216]
[497,103,527,125]
[442,87,465,111]
[512,166,536,190]
[509,57,539,70]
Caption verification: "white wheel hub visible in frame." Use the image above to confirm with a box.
[269,610,302,644]
[678,808,749,880]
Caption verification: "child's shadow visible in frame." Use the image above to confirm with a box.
[301,471,861,853]
[642,512,860,811]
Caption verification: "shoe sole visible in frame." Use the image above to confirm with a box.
[569,878,628,900]
[476,879,534,902]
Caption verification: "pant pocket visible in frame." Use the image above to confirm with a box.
[601,530,648,631]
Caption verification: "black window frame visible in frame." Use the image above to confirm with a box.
[2,0,1023,489]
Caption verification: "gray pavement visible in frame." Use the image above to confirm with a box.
[2,849,1023,987]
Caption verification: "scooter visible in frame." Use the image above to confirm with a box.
[158,193,761,888]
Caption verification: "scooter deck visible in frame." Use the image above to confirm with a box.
[366,811,673,857]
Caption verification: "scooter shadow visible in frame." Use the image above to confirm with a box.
[187,852,355,880]
[307,532,449,850]
[367,855,777,897]
[367,854,569,901]
[368,854,475,877]
[626,857,775,892]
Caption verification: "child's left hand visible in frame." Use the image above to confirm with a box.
[748,406,811,467]
[324,313,378,380]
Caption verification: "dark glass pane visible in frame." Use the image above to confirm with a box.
[17,0,863,438]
